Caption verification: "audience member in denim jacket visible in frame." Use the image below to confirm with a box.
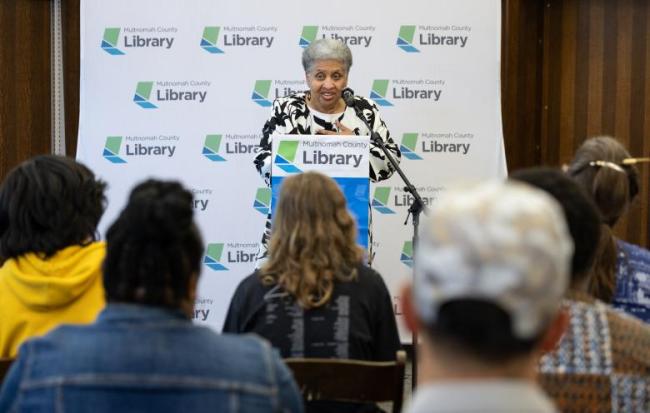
[0,180,303,413]
[566,136,650,323]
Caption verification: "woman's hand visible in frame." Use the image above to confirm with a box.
[317,121,354,136]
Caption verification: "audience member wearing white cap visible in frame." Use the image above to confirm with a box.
[401,181,573,413]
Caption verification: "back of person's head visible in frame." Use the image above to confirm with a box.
[409,181,572,364]
[262,171,363,309]
[103,180,203,314]
[0,155,106,260]
[510,167,601,286]
[565,136,639,301]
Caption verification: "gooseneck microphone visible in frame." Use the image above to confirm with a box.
[342,88,356,107]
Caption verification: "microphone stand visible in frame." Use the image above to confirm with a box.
[349,102,426,388]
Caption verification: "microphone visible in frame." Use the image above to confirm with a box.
[342,88,356,107]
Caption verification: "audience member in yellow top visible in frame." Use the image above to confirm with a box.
[0,155,107,357]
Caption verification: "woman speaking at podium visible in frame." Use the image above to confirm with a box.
[253,38,401,264]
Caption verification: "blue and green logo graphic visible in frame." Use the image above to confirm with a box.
[101,27,125,55]
[201,26,224,54]
[396,25,419,53]
[299,26,318,48]
[204,243,228,271]
[370,80,393,107]
[400,241,414,267]
[133,81,157,109]
[372,187,395,214]
[253,188,271,215]
[400,133,423,160]
[103,136,126,164]
[251,80,272,107]
[202,134,225,162]
[274,140,301,173]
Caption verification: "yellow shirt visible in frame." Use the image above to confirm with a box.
[0,242,106,357]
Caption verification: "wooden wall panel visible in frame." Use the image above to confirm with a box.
[0,0,51,181]
[542,0,650,247]
[501,0,545,171]
[62,0,80,157]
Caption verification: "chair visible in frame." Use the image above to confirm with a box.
[0,358,14,385]
[284,350,406,413]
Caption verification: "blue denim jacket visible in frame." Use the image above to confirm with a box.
[0,304,303,413]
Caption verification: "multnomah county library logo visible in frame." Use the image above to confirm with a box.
[401,241,413,267]
[103,136,126,164]
[203,135,225,161]
[274,141,301,173]
[372,187,395,214]
[101,28,124,55]
[133,82,157,109]
[201,25,276,54]
[133,80,210,109]
[204,243,228,271]
[370,80,393,107]
[396,25,470,53]
[252,80,306,107]
[252,80,272,107]
[203,133,261,162]
[253,188,271,215]
[101,26,176,55]
[204,242,258,271]
[201,27,224,54]
[299,26,318,47]
[396,26,419,53]
[299,25,374,48]
[371,79,443,106]
[400,133,423,160]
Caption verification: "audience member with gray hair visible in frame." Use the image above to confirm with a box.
[253,38,401,265]
[401,181,572,413]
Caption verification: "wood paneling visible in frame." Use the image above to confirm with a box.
[63,0,80,157]
[540,0,650,246]
[501,0,545,171]
[0,0,51,180]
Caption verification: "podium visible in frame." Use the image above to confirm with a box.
[271,134,370,249]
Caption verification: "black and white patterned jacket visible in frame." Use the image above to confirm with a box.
[253,92,401,186]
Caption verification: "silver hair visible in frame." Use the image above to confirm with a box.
[302,39,353,74]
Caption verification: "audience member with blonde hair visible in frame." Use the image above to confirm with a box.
[223,171,400,412]
[566,136,650,323]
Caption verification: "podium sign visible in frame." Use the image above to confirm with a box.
[271,134,370,249]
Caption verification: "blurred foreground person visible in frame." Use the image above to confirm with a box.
[566,136,650,322]
[0,180,302,413]
[402,181,572,413]
[0,155,106,357]
[513,167,650,412]
[224,172,400,413]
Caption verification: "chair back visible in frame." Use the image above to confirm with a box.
[285,350,406,413]
[0,357,15,385]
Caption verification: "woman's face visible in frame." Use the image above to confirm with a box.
[305,59,348,113]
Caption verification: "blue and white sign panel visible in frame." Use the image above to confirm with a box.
[271,135,370,249]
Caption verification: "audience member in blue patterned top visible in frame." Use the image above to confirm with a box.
[566,136,650,323]
[513,167,650,412]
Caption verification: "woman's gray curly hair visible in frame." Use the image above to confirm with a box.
[302,38,353,74]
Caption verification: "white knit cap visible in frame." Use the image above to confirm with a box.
[413,181,573,339]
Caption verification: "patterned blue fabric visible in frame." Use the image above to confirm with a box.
[613,240,650,323]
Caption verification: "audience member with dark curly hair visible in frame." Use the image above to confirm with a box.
[0,155,107,357]
[0,179,303,413]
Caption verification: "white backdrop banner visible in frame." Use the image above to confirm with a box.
[77,0,506,339]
